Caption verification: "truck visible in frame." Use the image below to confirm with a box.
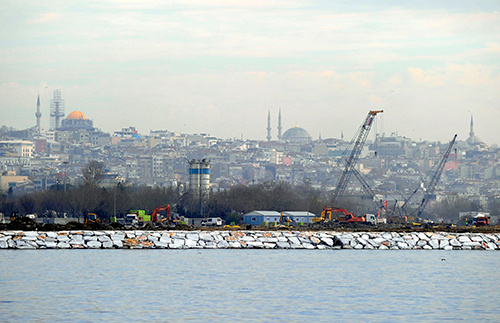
[201,217,223,227]
[125,213,139,227]
[127,210,151,225]
[474,214,490,226]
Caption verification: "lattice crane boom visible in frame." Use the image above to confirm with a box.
[332,110,383,204]
[416,134,457,217]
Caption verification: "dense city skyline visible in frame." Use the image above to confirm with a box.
[1,1,499,145]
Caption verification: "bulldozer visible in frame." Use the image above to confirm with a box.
[85,213,101,224]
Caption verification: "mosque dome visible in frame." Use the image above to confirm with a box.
[66,111,87,120]
[282,125,312,143]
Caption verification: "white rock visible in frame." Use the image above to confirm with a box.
[111,234,125,241]
[45,241,57,249]
[458,236,471,243]
[246,241,264,248]
[57,235,70,242]
[186,233,199,241]
[154,240,168,248]
[321,237,334,247]
[443,245,453,250]
[429,239,439,249]
[99,236,112,243]
[417,240,428,247]
[397,242,409,249]
[439,239,449,249]
[203,241,217,249]
[356,237,368,246]
[199,233,214,242]
[470,236,484,242]
[217,240,230,249]
[276,242,291,249]
[303,243,315,249]
[0,241,8,248]
[102,240,114,248]
[87,241,102,249]
[113,240,124,248]
[423,245,432,250]
[487,242,497,250]
[290,243,304,249]
[69,239,85,246]
[450,239,461,247]
[417,232,429,241]
[46,232,58,238]
[57,242,71,249]
[229,241,242,248]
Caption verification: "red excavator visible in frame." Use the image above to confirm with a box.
[151,204,171,224]
[313,206,367,223]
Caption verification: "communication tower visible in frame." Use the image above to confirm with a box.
[50,90,65,130]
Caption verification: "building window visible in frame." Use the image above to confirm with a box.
[251,217,256,222]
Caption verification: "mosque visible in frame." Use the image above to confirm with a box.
[267,109,312,143]
[466,115,486,148]
[59,110,94,131]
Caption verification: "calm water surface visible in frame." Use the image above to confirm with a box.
[0,250,498,322]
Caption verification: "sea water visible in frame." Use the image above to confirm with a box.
[0,250,498,322]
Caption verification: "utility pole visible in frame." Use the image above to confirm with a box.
[63,161,68,191]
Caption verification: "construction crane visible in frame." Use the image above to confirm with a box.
[351,168,385,208]
[331,110,383,205]
[415,134,457,218]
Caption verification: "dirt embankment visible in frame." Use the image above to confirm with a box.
[1,217,499,233]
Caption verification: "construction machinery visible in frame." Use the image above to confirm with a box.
[151,204,171,224]
[330,110,383,205]
[125,210,149,226]
[279,213,293,224]
[313,206,377,224]
[85,213,101,224]
[392,134,457,223]
[415,134,457,218]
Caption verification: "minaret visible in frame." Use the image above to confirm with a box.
[469,115,474,138]
[267,110,272,142]
[341,129,344,141]
[35,94,42,134]
[278,108,282,140]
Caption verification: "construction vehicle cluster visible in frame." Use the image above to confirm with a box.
[314,110,461,229]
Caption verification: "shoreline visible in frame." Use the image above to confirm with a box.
[1,230,499,250]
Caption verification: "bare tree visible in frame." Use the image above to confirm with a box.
[82,160,105,187]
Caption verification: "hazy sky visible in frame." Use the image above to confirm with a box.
[1,1,499,145]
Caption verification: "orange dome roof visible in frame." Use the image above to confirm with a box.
[66,111,87,120]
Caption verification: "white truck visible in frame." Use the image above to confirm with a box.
[200,217,223,227]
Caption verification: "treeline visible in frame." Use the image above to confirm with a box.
[0,181,326,224]
[1,160,497,223]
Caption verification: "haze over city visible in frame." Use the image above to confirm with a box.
[1,1,499,145]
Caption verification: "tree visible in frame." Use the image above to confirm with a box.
[82,160,105,187]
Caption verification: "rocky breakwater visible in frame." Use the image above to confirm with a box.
[0,230,499,250]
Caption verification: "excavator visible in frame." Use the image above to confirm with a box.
[277,213,295,227]
[151,204,171,224]
[313,206,376,224]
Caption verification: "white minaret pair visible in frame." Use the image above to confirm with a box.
[266,108,283,142]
